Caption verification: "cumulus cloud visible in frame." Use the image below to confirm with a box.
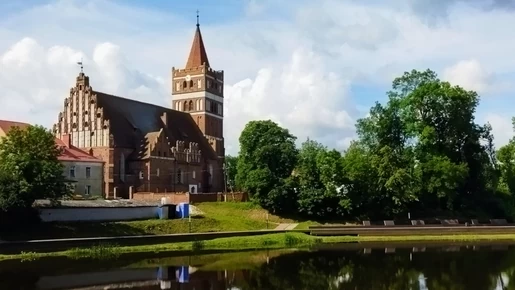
[442,59,492,93]
[1,0,515,154]
[224,47,356,153]
[484,113,514,147]
[0,37,166,125]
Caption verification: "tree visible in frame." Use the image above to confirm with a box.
[347,69,499,218]
[0,125,69,213]
[295,139,351,219]
[236,120,298,212]
[224,155,239,192]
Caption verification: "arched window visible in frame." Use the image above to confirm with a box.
[120,153,125,182]
[183,101,188,111]
[182,81,187,88]
[188,100,194,111]
[189,80,194,88]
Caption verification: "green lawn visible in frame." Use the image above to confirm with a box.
[1,202,305,241]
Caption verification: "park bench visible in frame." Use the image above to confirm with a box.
[362,220,371,226]
[411,220,425,226]
[490,219,508,225]
[383,220,395,226]
[471,219,479,225]
[440,219,459,225]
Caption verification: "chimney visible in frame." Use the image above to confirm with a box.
[61,134,72,147]
[161,112,168,127]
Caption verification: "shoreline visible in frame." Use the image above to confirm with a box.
[2,232,515,262]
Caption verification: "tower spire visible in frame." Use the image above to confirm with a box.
[185,11,210,69]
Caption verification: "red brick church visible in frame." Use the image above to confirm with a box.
[52,21,225,198]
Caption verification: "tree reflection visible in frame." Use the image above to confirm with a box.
[238,246,515,290]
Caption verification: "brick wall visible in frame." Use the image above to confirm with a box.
[131,192,248,204]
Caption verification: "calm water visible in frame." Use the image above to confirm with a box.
[1,243,515,289]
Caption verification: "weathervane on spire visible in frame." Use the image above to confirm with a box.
[196,9,200,27]
[77,57,84,73]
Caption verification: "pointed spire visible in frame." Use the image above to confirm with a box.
[185,10,210,69]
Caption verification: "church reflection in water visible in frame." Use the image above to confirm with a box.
[2,245,515,290]
[32,265,251,290]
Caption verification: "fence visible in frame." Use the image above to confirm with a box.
[131,192,249,203]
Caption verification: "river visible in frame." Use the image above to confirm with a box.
[1,242,514,289]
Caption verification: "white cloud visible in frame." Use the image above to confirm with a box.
[442,59,492,93]
[484,113,513,147]
[1,0,515,154]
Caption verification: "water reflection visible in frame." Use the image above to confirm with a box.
[2,244,515,289]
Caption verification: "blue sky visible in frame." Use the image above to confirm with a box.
[1,0,515,154]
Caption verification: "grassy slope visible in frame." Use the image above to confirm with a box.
[2,202,314,241]
[4,232,515,262]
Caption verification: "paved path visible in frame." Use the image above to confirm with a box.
[275,223,299,230]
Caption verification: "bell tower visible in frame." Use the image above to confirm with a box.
[171,14,225,159]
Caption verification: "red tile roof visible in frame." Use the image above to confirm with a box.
[0,120,30,135]
[55,137,103,163]
[0,119,102,163]
[185,24,210,69]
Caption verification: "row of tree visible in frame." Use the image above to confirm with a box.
[228,69,515,220]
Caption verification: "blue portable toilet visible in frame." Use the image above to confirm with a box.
[176,202,190,218]
[176,265,189,283]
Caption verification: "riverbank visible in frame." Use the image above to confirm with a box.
[0,202,318,241]
[3,232,515,262]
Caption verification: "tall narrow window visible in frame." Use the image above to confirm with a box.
[188,100,194,111]
[70,166,76,178]
[86,167,91,178]
[209,164,213,185]
[120,153,125,182]
[177,169,182,184]
[183,101,188,111]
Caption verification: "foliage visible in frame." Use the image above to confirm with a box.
[235,69,513,220]
[236,120,298,213]
[0,125,69,226]
[224,155,239,191]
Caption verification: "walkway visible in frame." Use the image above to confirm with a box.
[274,223,299,230]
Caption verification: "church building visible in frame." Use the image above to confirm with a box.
[52,20,225,198]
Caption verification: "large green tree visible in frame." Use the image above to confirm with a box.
[236,120,298,212]
[347,69,500,218]
[0,125,69,212]
[295,139,350,218]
